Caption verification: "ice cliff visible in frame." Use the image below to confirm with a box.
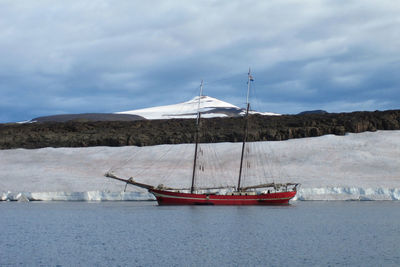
[1,131,399,201]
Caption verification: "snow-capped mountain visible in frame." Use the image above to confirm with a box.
[116,95,280,120]
[26,95,279,123]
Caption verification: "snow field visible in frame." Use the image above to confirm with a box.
[1,131,399,201]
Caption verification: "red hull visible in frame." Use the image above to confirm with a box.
[149,189,297,205]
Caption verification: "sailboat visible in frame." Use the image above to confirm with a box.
[106,70,298,205]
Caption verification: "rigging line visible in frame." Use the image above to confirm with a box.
[210,143,225,187]
[260,143,269,182]
[258,141,268,177]
[252,143,259,185]
[97,147,118,191]
[132,144,178,179]
[161,147,181,183]
[191,80,203,193]
[243,140,251,187]
[251,142,261,184]
[253,144,259,175]
[201,145,212,188]
[269,145,279,180]
[198,143,225,188]
[108,146,140,174]
[213,146,222,187]
[258,142,269,184]
[274,147,288,181]
[270,142,282,179]
[248,143,255,184]
[133,147,167,176]
[263,143,274,182]
[156,85,203,185]
[166,83,205,120]
[247,142,255,185]
[198,143,210,188]
[161,143,192,185]
[196,143,206,188]
[208,143,222,188]
[195,145,203,187]
[107,149,127,173]
[267,144,277,183]
[237,69,252,190]
[202,144,212,185]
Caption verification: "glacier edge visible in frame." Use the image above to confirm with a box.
[1,187,400,201]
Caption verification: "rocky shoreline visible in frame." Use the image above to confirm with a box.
[1,109,399,149]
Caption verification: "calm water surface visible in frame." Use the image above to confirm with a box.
[1,201,399,266]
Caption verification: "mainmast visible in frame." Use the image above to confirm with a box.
[237,69,253,191]
[191,80,203,193]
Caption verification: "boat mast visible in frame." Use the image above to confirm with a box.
[191,80,203,193]
[237,69,252,191]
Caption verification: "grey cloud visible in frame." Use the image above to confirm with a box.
[0,0,399,122]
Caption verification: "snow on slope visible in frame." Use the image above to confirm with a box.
[1,131,400,201]
[116,95,279,119]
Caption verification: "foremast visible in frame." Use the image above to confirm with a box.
[190,80,204,193]
[237,69,253,191]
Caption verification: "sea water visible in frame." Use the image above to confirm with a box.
[1,201,399,266]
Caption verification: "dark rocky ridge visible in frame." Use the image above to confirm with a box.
[1,109,399,149]
[32,113,144,122]
[297,110,328,115]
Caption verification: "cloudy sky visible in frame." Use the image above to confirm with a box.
[0,0,399,122]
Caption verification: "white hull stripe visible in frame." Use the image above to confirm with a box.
[151,191,292,201]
